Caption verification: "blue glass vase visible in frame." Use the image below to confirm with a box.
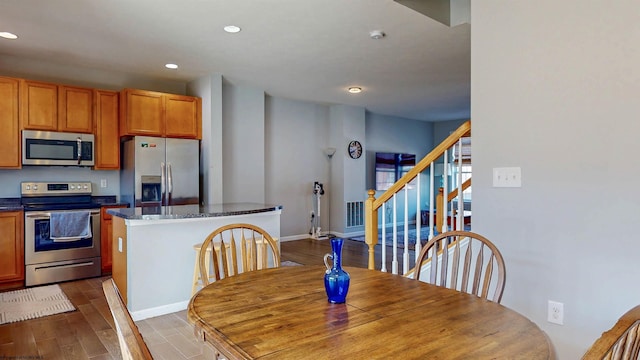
[323,238,350,304]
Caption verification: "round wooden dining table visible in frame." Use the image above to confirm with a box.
[187,265,553,359]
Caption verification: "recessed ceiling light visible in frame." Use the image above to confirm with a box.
[165,63,178,69]
[348,87,362,94]
[0,32,18,40]
[223,25,241,33]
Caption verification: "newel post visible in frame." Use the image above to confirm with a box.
[364,189,378,270]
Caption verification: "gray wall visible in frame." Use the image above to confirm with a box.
[0,167,119,198]
[472,1,640,358]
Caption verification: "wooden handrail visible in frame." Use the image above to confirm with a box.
[435,178,472,230]
[364,120,471,270]
[448,178,472,202]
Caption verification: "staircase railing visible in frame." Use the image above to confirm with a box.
[364,120,471,273]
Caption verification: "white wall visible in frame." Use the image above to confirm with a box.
[222,82,265,203]
[265,96,330,237]
[187,74,223,205]
[329,105,367,236]
[472,1,640,358]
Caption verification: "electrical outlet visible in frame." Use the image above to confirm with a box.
[547,300,564,325]
[100,179,107,188]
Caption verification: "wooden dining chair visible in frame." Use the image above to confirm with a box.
[198,223,280,286]
[408,230,506,303]
[582,305,640,360]
[102,279,153,360]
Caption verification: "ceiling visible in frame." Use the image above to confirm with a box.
[0,0,470,122]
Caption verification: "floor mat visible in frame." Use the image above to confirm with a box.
[0,284,75,325]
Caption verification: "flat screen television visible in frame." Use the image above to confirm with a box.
[375,152,416,191]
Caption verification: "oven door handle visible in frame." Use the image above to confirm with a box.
[25,214,52,220]
[50,236,88,243]
[25,210,100,219]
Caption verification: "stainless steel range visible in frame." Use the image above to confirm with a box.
[21,181,101,286]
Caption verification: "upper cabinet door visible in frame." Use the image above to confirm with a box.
[120,88,164,136]
[0,77,21,168]
[58,85,93,133]
[165,94,202,139]
[21,80,58,131]
[94,89,120,170]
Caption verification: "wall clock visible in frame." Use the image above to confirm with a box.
[348,140,362,159]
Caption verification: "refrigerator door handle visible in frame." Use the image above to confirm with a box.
[160,162,166,203]
[167,163,173,197]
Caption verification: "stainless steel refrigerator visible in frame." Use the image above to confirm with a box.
[120,136,199,207]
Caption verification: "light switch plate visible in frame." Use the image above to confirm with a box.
[493,167,522,187]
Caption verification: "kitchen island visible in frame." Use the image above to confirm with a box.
[107,203,282,320]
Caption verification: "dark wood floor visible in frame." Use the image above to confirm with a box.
[0,238,399,359]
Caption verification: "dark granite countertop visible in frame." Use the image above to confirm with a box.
[92,196,129,207]
[0,198,22,211]
[107,203,283,220]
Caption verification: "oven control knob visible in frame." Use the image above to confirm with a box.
[33,185,38,190]
[25,185,30,190]
[83,185,88,189]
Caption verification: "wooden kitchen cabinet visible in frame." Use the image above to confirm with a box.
[58,85,94,133]
[120,88,201,139]
[101,205,127,274]
[0,211,24,289]
[94,89,120,170]
[21,79,58,131]
[165,94,202,139]
[21,79,93,133]
[0,76,21,169]
[120,88,164,136]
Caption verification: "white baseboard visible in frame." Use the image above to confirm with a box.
[131,300,189,321]
[280,234,313,242]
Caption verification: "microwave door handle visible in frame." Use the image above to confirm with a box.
[77,137,82,165]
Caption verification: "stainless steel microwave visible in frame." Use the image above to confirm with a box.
[22,130,95,166]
